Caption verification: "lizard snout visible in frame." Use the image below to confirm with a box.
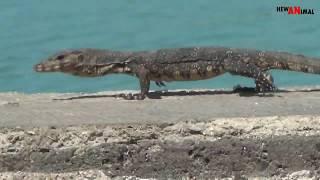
[34,63,61,72]
[34,64,45,72]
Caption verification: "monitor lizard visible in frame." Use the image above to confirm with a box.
[34,47,320,100]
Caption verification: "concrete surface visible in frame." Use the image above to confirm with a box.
[0,89,320,127]
[1,89,320,179]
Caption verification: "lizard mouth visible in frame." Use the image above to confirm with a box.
[34,63,61,72]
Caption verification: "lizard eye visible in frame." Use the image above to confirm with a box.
[56,55,65,60]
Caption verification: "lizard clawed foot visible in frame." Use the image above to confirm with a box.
[155,81,166,87]
[233,85,256,93]
[121,93,146,100]
[255,83,277,93]
[233,84,277,97]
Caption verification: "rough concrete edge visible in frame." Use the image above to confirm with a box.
[0,170,317,180]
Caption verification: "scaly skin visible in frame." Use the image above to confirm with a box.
[34,47,320,100]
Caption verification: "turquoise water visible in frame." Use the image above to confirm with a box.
[1,0,320,93]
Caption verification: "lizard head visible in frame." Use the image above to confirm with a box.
[34,49,132,76]
[34,50,84,73]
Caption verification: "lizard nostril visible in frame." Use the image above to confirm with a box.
[34,64,44,72]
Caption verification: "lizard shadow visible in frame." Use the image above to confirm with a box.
[53,87,320,100]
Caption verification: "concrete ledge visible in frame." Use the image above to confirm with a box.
[1,89,320,178]
[1,89,320,127]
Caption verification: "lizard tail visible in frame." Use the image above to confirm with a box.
[267,51,320,74]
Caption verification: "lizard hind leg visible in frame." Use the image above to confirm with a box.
[122,68,151,100]
[255,73,276,92]
[122,78,150,100]
[224,60,276,92]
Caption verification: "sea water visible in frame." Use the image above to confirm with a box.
[1,0,320,93]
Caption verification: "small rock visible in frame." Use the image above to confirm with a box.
[3,102,20,107]
[158,123,174,129]
[188,126,203,135]
[7,147,17,152]
[103,127,114,137]
[288,170,312,179]
[26,131,36,135]
[39,147,50,153]
[7,135,21,144]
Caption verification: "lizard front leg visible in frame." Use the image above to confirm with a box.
[122,67,150,100]
[224,59,276,92]
[136,75,150,100]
